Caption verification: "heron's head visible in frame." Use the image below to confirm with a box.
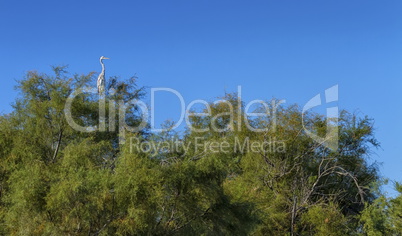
[100,56,110,61]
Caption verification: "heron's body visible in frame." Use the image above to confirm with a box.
[97,56,109,94]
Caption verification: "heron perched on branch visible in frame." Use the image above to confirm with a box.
[97,56,109,94]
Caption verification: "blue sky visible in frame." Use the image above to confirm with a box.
[1,0,401,194]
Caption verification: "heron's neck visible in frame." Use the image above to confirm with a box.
[100,59,105,72]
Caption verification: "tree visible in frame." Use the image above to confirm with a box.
[186,94,380,235]
[0,67,145,235]
[0,67,383,235]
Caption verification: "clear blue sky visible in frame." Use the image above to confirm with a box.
[1,0,401,194]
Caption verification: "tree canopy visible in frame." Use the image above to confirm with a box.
[0,67,399,235]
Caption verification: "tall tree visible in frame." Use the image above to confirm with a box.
[0,68,383,235]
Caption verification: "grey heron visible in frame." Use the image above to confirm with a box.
[97,56,110,94]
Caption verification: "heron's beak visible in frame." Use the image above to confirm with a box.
[104,57,110,59]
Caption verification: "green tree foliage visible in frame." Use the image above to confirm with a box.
[389,183,402,234]
[360,185,391,236]
[0,67,394,235]
[186,95,380,235]
[359,181,402,236]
